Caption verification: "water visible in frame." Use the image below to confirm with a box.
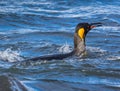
[0,0,120,91]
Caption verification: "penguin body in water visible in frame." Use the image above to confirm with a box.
[25,22,102,61]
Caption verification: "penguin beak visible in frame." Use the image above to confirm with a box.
[90,23,102,29]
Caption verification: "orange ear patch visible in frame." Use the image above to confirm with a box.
[78,28,85,39]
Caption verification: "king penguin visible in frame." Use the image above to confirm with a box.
[25,22,102,61]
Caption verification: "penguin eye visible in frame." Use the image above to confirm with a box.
[86,26,89,30]
[87,26,90,29]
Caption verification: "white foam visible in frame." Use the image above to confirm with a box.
[0,32,7,35]
[20,1,52,5]
[87,46,106,53]
[0,1,52,13]
[26,5,120,16]
[1,3,119,18]
[0,48,24,62]
[93,26,120,34]
[11,29,40,34]
[0,29,40,35]
[107,56,120,61]
[59,43,72,53]
[42,5,120,18]
[0,6,24,13]
[99,26,120,31]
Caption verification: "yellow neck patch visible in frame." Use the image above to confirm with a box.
[78,28,85,39]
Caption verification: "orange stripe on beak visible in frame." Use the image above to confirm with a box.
[90,25,96,29]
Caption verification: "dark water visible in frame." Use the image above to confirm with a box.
[0,0,120,91]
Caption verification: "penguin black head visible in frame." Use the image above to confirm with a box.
[75,22,102,40]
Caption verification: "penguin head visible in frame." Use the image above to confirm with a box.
[75,22,102,40]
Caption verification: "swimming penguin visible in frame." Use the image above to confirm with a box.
[25,22,102,61]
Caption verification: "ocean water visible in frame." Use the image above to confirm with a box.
[0,0,120,91]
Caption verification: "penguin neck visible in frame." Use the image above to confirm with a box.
[74,33,86,56]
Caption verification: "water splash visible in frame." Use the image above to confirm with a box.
[59,43,72,53]
[0,48,24,62]
[107,56,120,61]
[87,46,107,53]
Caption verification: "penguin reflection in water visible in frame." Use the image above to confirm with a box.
[25,22,102,61]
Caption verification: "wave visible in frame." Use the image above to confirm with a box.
[0,25,119,35]
[107,56,120,61]
[20,1,52,5]
[99,26,120,31]
[22,79,120,91]
[10,29,40,34]
[0,48,24,62]
[92,26,120,33]
[0,29,41,35]
[35,76,120,88]
[18,5,120,18]
[0,29,74,35]
[87,46,107,53]
[0,1,120,18]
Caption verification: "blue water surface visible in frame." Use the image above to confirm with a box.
[0,0,120,91]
